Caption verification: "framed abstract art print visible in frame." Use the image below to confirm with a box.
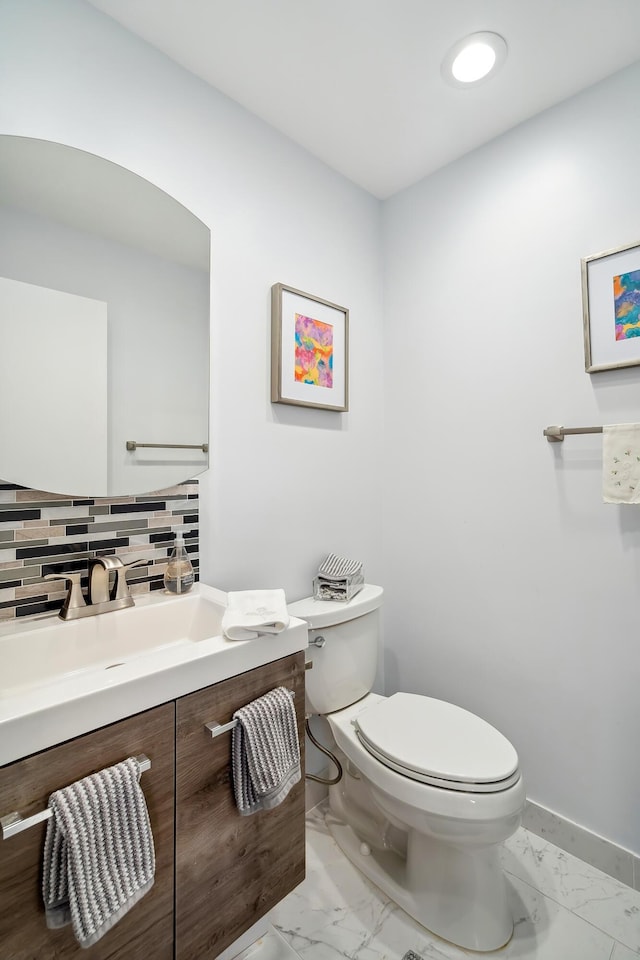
[582,240,640,373]
[271,283,349,410]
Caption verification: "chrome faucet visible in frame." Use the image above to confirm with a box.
[45,556,149,621]
[88,556,124,604]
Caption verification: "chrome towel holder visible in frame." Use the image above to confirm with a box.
[205,692,296,739]
[126,440,208,452]
[0,754,151,840]
[543,425,604,442]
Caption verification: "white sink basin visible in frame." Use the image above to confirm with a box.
[0,583,308,766]
[0,591,225,696]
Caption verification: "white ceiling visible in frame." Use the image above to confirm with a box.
[87,0,640,198]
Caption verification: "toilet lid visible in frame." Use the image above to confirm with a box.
[354,693,519,792]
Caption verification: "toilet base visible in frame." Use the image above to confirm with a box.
[326,813,513,953]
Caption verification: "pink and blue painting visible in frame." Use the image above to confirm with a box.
[294,313,333,388]
[614,269,640,340]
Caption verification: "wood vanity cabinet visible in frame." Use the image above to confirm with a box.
[0,652,305,960]
[0,702,176,960]
[175,651,306,960]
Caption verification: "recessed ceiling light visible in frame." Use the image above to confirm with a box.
[441,32,507,88]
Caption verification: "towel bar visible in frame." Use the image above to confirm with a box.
[543,425,603,442]
[205,692,296,739]
[0,754,151,840]
[126,440,208,453]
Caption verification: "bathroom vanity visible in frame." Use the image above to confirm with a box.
[0,587,307,959]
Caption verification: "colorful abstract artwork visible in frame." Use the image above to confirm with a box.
[294,313,333,388]
[272,282,348,409]
[614,269,640,340]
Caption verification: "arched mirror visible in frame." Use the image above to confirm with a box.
[0,136,210,497]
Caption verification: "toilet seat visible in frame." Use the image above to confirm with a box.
[354,692,520,794]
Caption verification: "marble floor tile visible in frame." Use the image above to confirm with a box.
[270,807,622,960]
[232,928,302,960]
[503,827,640,953]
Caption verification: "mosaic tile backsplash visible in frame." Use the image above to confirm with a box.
[0,480,199,622]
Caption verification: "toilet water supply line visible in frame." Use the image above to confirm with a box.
[304,718,343,785]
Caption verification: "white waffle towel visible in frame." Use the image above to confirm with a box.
[42,757,155,948]
[603,424,640,503]
[231,687,300,816]
[222,589,289,640]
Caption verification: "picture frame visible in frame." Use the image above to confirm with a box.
[582,240,640,373]
[271,282,349,410]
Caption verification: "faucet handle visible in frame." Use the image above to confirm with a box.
[112,558,150,601]
[44,572,86,620]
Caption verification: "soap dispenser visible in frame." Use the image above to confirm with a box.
[164,532,194,594]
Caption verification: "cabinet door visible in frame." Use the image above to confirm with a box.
[0,703,175,960]
[175,652,306,960]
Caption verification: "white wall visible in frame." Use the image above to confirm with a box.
[0,0,385,601]
[382,62,640,855]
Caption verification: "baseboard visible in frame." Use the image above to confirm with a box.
[523,799,640,891]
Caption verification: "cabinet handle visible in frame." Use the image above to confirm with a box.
[204,691,296,739]
[0,754,151,840]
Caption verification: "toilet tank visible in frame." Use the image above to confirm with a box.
[288,584,383,715]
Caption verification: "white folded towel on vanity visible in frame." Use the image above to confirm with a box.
[222,589,290,641]
[603,424,640,503]
[231,686,300,816]
[42,757,155,948]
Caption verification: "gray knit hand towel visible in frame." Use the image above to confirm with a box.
[231,686,300,816]
[42,757,155,948]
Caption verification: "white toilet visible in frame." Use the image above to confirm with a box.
[289,584,525,953]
